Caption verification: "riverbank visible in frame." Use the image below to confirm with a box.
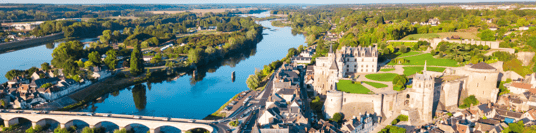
[0,32,64,53]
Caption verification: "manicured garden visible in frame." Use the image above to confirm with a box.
[362,81,388,88]
[337,80,372,94]
[365,73,398,81]
[397,51,422,58]
[388,54,458,67]
[403,67,446,75]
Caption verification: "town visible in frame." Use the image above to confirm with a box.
[1,2,536,133]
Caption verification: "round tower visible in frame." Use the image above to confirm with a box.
[323,90,343,119]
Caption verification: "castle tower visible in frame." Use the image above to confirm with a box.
[323,90,343,119]
[408,60,435,122]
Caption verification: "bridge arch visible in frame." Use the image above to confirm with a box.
[35,118,60,129]
[94,121,119,132]
[153,125,182,133]
[123,123,149,133]
[5,117,32,127]
[64,119,90,129]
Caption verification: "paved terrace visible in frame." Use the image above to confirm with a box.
[0,110,215,133]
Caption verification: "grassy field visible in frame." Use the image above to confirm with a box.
[363,81,388,88]
[380,69,395,72]
[397,51,422,58]
[365,73,399,82]
[389,54,458,67]
[337,80,372,94]
[401,32,479,40]
[403,67,446,75]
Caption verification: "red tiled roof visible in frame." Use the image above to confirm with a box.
[511,82,533,90]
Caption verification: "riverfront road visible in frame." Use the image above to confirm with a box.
[0,110,216,133]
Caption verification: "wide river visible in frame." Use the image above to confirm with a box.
[0,11,304,132]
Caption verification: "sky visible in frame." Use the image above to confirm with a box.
[1,0,535,4]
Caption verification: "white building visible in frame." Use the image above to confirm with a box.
[313,45,378,96]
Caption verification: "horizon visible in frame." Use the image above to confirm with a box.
[1,0,535,4]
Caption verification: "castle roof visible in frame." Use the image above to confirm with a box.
[330,60,338,70]
[470,62,496,70]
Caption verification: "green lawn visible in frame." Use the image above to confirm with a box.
[380,69,395,72]
[365,73,399,82]
[337,80,372,94]
[403,67,446,75]
[397,51,422,58]
[389,54,458,67]
[401,33,440,40]
[362,81,388,88]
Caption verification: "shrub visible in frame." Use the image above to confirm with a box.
[330,113,343,123]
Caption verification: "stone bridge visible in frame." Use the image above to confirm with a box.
[0,110,215,133]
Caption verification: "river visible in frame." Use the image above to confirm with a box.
[0,11,304,132]
[0,38,98,83]
[77,18,305,119]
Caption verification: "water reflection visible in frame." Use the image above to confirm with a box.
[132,84,147,110]
[188,43,258,85]
[45,43,55,49]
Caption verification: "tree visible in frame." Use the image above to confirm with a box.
[130,42,144,75]
[478,29,495,41]
[246,74,260,90]
[41,62,51,72]
[497,18,508,27]
[104,50,118,70]
[53,125,70,133]
[5,69,23,80]
[150,53,162,64]
[330,113,343,123]
[88,51,101,65]
[113,129,127,133]
[81,127,94,133]
[100,30,112,44]
[84,61,94,69]
[0,99,5,109]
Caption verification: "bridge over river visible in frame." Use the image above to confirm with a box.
[0,110,216,133]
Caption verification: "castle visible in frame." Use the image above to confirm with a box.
[313,45,378,96]
[402,61,437,123]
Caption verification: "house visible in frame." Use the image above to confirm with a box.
[497,109,524,121]
[31,70,48,80]
[48,69,64,78]
[523,109,536,120]
[30,78,59,88]
[143,56,154,62]
[507,82,536,95]
[457,123,470,133]
[258,107,283,127]
[276,88,297,104]
[340,113,378,133]
[475,104,496,118]
[473,122,502,133]
[489,27,498,31]
[90,66,112,81]
[519,26,530,31]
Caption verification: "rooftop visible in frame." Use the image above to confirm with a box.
[470,62,496,70]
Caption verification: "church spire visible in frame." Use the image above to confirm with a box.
[423,60,427,74]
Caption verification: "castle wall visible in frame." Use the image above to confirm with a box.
[323,91,383,119]
[439,80,463,111]
[428,38,500,49]
[466,69,499,103]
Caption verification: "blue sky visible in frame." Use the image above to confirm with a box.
[2,0,535,4]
